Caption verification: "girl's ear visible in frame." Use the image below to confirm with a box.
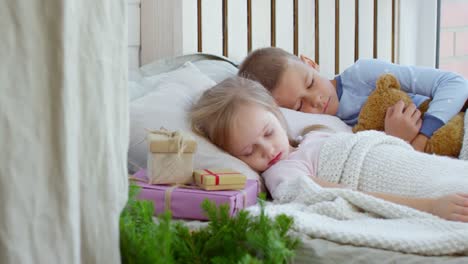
[299,55,320,71]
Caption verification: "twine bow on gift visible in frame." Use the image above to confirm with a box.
[144,128,195,184]
[146,128,189,157]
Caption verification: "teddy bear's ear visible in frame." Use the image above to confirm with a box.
[376,73,401,91]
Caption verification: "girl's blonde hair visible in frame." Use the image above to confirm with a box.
[190,77,291,150]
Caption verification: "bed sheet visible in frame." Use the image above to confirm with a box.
[293,233,468,264]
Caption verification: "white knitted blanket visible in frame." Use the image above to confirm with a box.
[257,176,468,256]
[318,131,468,198]
[255,131,468,255]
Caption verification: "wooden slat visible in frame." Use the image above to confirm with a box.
[335,0,340,74]
[223,0,228,57]
[294,0,299,55]
[315,0,319,64]
[436,0,441,68]
[355,0,359,61]
[271,0,276,47]
[391,0,395,62]
[373,0,378,58]
[247,0,252,52]
[198,0,202,52]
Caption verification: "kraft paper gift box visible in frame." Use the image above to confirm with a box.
[193,169,247,191]
[146,129,197,184]
[132,169,259,220]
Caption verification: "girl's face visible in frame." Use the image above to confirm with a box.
[226,104,292,173]
[272,60,339,116]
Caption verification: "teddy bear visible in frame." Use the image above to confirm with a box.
[352,73,465,158]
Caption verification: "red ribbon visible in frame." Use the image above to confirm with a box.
[203,169,218,185]
[200,169,240,185]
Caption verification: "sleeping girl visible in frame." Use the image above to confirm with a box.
[190,76,468,223]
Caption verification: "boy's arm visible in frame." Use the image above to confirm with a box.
[357,59,468,138]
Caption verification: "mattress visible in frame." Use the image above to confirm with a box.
[293,233,468,264]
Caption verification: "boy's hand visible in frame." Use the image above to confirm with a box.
[384,100,422,142]
[411,134,428,152]
[430,194,468,222]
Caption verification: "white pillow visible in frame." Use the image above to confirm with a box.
[280,108,352,139]
[128,62,352,193]
[192,60,238,83]
[129,62,212,101]
[128,63,261,185]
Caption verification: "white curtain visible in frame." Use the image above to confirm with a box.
[0,1,128,263]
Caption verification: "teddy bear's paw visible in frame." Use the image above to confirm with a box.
[352,125,363,133]
[376,74,401,91]
[424,113,464,158]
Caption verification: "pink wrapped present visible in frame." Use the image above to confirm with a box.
[131,169,259,220]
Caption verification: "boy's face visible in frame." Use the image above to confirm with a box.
[226,103,292,173]
[272,59,339,116]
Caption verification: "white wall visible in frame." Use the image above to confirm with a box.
[399,0,437,67]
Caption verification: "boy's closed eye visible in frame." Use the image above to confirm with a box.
[295,75,315,111]
[295,100,303,111]
[307,73,315,90]
[308,78,314,89]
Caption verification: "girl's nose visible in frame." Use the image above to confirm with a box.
[261,144,275,159]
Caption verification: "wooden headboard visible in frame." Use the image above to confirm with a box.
[131,0,439,77]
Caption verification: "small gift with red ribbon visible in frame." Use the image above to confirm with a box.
[193,169,247,191]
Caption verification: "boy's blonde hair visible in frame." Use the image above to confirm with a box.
[238,47,300,92]
[190,76,291,150]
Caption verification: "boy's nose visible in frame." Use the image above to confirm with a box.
[303,95,321,112]
[311,94,322,106]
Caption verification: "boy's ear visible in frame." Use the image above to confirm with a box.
[299,55,320,71]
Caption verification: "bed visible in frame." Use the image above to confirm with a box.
[127,0,468,262]
[127,54,468,263]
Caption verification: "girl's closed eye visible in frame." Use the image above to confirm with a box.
[243,147,254,157]
[265,129,274,137]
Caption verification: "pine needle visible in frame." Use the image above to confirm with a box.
[120,184,301,263]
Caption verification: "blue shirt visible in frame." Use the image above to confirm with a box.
[335,59,468,137]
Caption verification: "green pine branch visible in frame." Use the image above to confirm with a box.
[120,184,300,264]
